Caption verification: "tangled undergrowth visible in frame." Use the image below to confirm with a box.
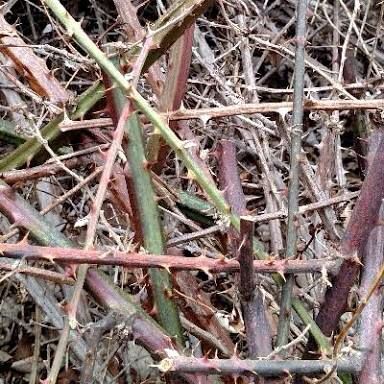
[0,0,383,383]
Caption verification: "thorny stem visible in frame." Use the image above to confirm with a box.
[358,224,384,384]
[276,0,308,350]
[126,113,184,342]
[0,81,104,172]
[216,140,272,358]
[314,259,384,384]
[157,356,361,376]
[69,103,129,323]
[357,222,384,383]
[0,242,341,274]
[238,219,272,357]
[168,98,384,120]
[45,88,129,384]
[42,0,233,225]
[107,79,183,341]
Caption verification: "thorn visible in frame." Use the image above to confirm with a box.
[142,159,155,170]
[351,253,363,266]
[160,264,171,274]
[233,342,240,358]
[60,300,70,314]
[202,351,210,361]
[277,269,286,282]
[41,252,56,264]
[49,68,60,77]
[65,264,77,278]
[186,169,197,180]
[19,232,30,245]
[266,254,278,264]
[61,109,72,125]
[164,288,173,299]
[149,304,157,316]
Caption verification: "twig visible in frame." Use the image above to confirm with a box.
[40,167,102,215]
[80,312,124,384]
[67,102,130,327]
[276,0,308,351]
[180,315,232,356]
[168,98,384,121]
[0,157,82,184]
[59,118,113,132]
[166,224,223,247]
[0,261,75,285]
[29,307,42,384]
[44,318,70,384]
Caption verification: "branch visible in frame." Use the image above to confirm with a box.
[238,219,272,357]
[157,356,361,376]
[106,80,183,341]
[309,128,384,349]
[0,242,340,274]
[358,208,384,383]
[277,0,308,350]
[168,98,384,121]
[0,81,104,172]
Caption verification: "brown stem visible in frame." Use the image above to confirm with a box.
[238,219,272,358]
[158,356,361,376]
[0,242,339,274]
[358,212,384,384]
[0,157,82,184]
[0,260,74,285]
[305,128,384,356]
[217,140,273,358]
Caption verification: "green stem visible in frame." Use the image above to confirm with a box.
[109,77,183,341]
[128,112,183,342]
[0,119,26,145]
[0,81,103,172]
[292,298,331,354]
